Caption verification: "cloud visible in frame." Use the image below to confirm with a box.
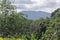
[14,0,33,4]
[14,0,60,13]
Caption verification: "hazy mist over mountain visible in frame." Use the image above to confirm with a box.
[21,11,51,20]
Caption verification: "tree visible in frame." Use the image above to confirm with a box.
[40,8,60,40]
[0,0,28,37]
[51,8,60,19]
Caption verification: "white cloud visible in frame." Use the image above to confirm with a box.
[14,0,60,13]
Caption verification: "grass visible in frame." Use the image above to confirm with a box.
[0,37,25,40]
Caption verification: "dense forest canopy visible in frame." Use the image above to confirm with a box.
[0,0,60,40]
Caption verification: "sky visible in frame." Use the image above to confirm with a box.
[14,0,60,13]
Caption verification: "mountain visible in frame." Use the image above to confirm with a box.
[21,11,51,20]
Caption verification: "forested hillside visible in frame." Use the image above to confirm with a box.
[0,0,60,40]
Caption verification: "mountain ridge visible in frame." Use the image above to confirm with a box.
[21,11,51,20]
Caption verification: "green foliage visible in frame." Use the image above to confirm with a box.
[31,34,37,40]
[0,0,60,40]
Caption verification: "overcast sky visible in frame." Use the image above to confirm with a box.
[14,0,60,13]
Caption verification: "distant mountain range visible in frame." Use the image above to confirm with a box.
[21,11,51,20]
